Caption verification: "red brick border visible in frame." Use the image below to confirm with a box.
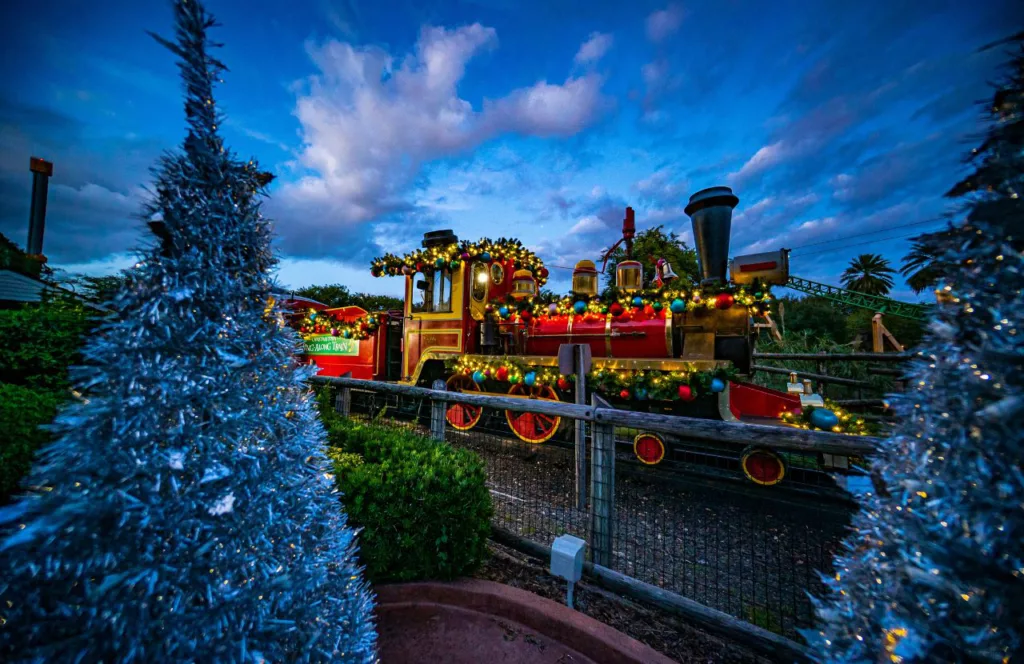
[376,579,678,664]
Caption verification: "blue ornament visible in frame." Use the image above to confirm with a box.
[435,258,446,268]
[710,377,726,393]
[632,296,644,308]
[342,329,351,339]
[652,301,664,312]
[670,298,686,314]
[524,372,536,387]
[809,408,839,430]
[499,306,510,318]
[573,300,588,315]
[635,388,648,401]
[472,370,486,384]
[480,251,492,262]
[309,312,317,320]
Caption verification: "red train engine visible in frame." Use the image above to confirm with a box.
[288,186,839,485]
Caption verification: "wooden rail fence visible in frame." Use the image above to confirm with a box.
[310,374,879,662]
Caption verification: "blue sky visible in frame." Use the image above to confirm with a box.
[1,0,1020,300]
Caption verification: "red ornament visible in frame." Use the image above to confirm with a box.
[520,310,533,323]
[643,304,655,317]
[496,366,509,382]
[678,385,695,401]
[715,293,735,310]
[538,267,550,279]
[557,376,571,391]
[609,302,624,317]
[619,389,631,400]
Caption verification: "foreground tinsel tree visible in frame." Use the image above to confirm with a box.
[0,2,377,661]
[806,34,1023,663]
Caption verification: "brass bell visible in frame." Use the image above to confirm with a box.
[657,259,679,282]
[653,258,678,287]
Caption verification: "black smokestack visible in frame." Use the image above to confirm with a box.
[27,157,53,257]
[684,186,739,285]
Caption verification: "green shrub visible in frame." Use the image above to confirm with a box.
[323,417,493,583]
[0,295,95,391]
[0,384,62,502]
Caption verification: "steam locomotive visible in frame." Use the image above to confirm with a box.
[286,186,812,486]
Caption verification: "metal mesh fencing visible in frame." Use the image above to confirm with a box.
[327,383,857,641]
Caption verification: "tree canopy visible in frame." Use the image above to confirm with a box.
[840,253,897,295]
[603,225,700,291]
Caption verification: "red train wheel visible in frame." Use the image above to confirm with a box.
[446,374,482,431]
[633,433,666,465]
[505,384,561,444]
[741,446,786,486]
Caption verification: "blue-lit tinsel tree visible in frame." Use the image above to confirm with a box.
[806,33,1024,664]
[0,1,377,661]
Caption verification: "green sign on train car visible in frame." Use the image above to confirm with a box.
[304,334,359,356]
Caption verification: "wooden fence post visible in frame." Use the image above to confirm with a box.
[334,371,352,417]
[430,379,447,441]
[816,350,828,398]
[589,394,615,567]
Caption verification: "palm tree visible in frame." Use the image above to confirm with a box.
[840,253,896,295]
[900,230,957,294]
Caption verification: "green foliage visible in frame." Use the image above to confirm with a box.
[0,384,61,502]
[840,253,897,295]
[772,296,851,342]
[900,232,958,294]
[752,332,899,399]
[317,406,492,583]
[0,296,95,391]
[0,232,42,278]
[844,309,926,349]
[603,225,700,290]
[293,283,403,311]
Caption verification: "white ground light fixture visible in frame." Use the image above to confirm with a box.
[550,534,586,609]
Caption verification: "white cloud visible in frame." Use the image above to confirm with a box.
[727,141,789,184]
[569,215,607,235]
[646,5,684,43]
[574,32,613,65]
[273,24,610,257]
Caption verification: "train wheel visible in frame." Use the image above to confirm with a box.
[505,384,561,444]
[740,446,786,486]
[445,374,483,431]
[633,433,666,465]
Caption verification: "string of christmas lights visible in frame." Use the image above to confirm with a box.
[445,356,735,401]
[370,238,548,287]
[297,308,381,341]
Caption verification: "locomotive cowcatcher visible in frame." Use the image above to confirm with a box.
[285,186,828,487]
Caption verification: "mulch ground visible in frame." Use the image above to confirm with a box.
[473,541,773,664]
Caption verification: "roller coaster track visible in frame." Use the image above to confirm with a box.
[785,276,930,321]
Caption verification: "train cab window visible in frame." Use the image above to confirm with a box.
[432,269,453,313]
[412,272,433,313]
[471,262,488,302]
[490,263,504,285]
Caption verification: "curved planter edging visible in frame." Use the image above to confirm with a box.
[376,579,677,664]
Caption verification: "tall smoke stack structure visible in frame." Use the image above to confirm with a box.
[27,157,53,258]
[684,186,739,285]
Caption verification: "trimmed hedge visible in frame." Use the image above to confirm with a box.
[0,384,61,502]
[321,416,493,583]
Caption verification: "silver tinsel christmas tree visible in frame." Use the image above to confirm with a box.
[806,34,1024,664]
[0,1,377,661]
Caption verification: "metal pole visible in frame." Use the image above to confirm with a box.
[589,393,614,567]
[27,157,53,256]
[574,344,587,509]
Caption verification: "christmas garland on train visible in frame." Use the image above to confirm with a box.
[284,186,867,486]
